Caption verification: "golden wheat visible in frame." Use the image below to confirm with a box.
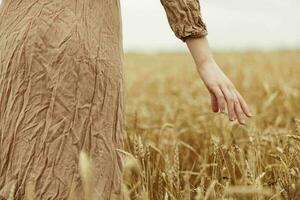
[123,51,300,200]
[3,51,299,200]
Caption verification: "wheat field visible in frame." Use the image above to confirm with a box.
[121,51,300,200]
[17,51,300,200]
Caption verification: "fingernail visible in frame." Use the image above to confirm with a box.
[241,119,246,124]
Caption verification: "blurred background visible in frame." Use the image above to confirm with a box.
[121,0,300,52]
[121,1,300,199]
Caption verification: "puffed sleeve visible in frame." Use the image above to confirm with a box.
[160,0,208,42]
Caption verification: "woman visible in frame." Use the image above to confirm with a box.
[0,0,252,199]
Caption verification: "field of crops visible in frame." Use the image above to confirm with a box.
[121,51,300,200]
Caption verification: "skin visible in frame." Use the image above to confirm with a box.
[185,36,253,125]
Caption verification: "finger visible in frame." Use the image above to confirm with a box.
[210,86,226,113]
[220,85,236,121]
[235,89,252,117]
[232,92,246,125]
[210,92,219,112]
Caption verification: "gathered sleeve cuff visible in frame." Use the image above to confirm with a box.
[160,0,208,42]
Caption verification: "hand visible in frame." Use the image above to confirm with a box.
[197,59,252,125]
[185,37,252,125]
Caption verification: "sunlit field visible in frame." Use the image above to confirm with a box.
[121,51,300,200]
[17,51,300,200]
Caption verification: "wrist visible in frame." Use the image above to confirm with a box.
[195,55,215,70]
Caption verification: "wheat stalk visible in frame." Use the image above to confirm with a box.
[79,150,95,200]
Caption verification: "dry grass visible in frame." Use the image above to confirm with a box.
[121,51,300,200]
[18,51,300,200]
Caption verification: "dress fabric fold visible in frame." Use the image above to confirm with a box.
[0,0,125,199]
[0,0,207,199]
[160,0,208,41]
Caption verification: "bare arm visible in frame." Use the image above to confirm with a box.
[186,36,252,124]
[160,0,252,125]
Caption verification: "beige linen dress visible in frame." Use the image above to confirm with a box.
[0,0,207,199]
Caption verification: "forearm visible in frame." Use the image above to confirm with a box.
[185,37,215,69]
[161,1,252,124]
